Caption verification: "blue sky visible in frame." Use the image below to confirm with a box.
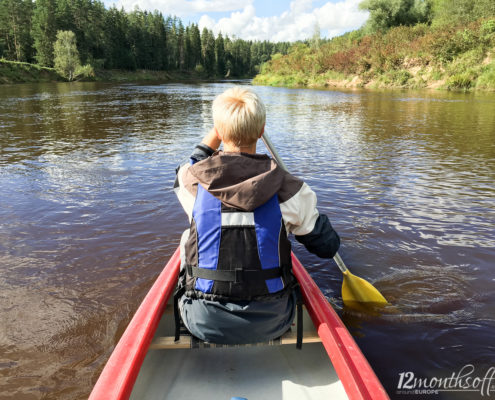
[102,0,369,41]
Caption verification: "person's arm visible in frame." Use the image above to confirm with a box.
[190,128,221,164]
[295,214,340,259]
[279,177,340,259]
[174,129,222,219]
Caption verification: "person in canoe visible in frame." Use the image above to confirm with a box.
[173,86,340,345]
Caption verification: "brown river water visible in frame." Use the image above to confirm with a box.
[0,81,494,399]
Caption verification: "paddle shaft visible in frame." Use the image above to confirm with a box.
[261,133,349,274]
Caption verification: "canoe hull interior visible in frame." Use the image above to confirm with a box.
[89,248,388,400]
[130,307,348,400]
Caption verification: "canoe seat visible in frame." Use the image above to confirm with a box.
[150,306,321,350]
[150,329,321,350]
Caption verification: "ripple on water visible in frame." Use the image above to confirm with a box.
[1,82,495,399]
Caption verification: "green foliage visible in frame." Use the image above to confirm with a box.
[194,64,205,75]
[0,58,60,83]
[481,19,495,34]
[446,73,473,89]
[0,0,34,62]
[0,0,289,80]
[201,27,215,76]
[53,30,80,80]
[432,0,495,26]
[74,63,94,79]
[476,63,495,89]
[215,33,226,76]
[255,8,495,92]
[31,0,57,66]
[389,69,412,85]
[359,0,432,32]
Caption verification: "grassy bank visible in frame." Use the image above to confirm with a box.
[0,60,228,85]
[253,18,495,91]
[0,59,63,84]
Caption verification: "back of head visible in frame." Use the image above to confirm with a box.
[212,87,266,147]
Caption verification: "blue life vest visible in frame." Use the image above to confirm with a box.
[182,185,294,301]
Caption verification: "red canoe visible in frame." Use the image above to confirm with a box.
[89,247,389,400]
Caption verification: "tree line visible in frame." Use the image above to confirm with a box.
[0,0,290,77]
[255,0,495,90]
[359,0,495,33]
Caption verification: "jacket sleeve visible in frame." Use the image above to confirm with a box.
[173,144,214,221]
[280,181,340,259]
[190,143,215,164]
[295,214,340,259]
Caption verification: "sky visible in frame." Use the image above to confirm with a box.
[102,0,370,42]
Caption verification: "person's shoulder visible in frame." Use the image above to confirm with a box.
[276,167,305,203]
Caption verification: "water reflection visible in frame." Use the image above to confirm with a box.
[1,82,494,399]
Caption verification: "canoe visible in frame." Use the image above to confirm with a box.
[89,247,389,400]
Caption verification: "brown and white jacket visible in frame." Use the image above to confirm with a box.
[174,144,340,259]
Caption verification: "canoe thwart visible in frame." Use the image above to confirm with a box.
[150,328,321,350]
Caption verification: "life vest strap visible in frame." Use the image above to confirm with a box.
[186,265,282,283]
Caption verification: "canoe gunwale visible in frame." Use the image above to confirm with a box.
[89,247,181,400]
[89,248,389,400]
[291,254,389,400]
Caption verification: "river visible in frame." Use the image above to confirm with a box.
[0,81,494,399]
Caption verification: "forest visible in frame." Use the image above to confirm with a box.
[0,0,290,79]
[254,0,495,90]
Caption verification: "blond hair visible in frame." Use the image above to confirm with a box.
[212,87,266,147]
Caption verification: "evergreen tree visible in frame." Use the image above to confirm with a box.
[0,0,286,76]
[184,26,192,69]
[31,0,57,66]
[201,27,215,75]
[223,35,233,77]
[164,16,178,69]
[190,24,202,68]
[0,0,34,61]
[215,33,226,76]
[177,19,185,70]
[103,6,135,69]
[53,29,80,80]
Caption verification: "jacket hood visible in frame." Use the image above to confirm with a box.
[187,151,285,211]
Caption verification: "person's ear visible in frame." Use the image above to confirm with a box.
[259,124,265,138]
[215,127,222,141]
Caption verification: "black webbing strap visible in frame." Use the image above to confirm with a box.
[186,265,282,283]
[173,286,185,342]
[296,286,303,350]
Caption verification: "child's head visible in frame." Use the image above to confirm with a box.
[212,87,266,147]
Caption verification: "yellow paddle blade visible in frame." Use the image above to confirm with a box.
[342,270,388,309]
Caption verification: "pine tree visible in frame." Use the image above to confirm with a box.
[177,19,185,70]
[215,33,225,77]
[190,24,202,69]
[0,0,34,61]
[104,6,135,69]
[201,27,215,75]
[32,0,57,66]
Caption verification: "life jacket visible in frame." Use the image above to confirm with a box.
[181,184,295,302]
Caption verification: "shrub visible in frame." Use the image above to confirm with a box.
[446,73,473,89]
[476,63,495,89]
[74,64,95,79]
[481,19,495,35]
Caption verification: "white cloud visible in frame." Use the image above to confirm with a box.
[111,0,252,17]
[108,0,368,41]
[199,0,368,42]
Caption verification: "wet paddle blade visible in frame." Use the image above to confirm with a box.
[342,270,388,309]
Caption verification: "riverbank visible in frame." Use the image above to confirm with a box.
[253,18,495,91]
[0,60,230,85]
[0,60,62,84]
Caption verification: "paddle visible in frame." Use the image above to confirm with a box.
[261,133,388,310]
